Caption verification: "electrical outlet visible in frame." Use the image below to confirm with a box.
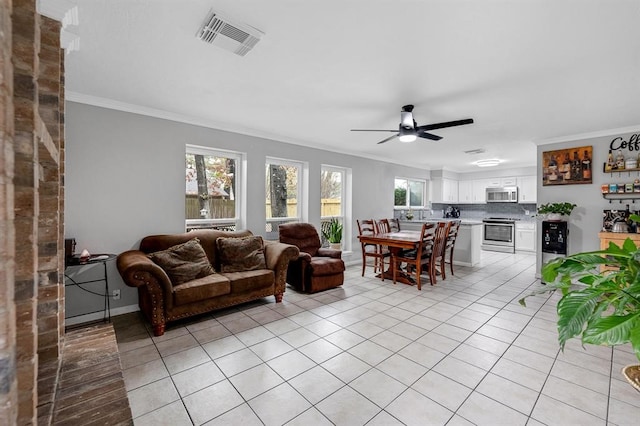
[524,209,530,216]
[112,289,121,300]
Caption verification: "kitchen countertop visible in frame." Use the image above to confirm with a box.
[400,219,483,226]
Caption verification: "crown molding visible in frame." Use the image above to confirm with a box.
[65,91,433,170]
[534,125,640,146]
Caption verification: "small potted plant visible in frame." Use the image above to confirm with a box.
[322,218,343,250]
[537,202,577,221]
[520,215,640,391]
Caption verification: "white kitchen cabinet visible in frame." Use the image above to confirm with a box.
[517,175,537,203]
[501,176,518,186]
[458,181,473,204]
[472,179,490,203]
[515,222,536,252]
[431,178,458,203]
[487,177,517,187]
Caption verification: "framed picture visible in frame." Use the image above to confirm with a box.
[542,145,592,186]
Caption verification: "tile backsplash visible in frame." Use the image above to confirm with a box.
[395,203,538,221]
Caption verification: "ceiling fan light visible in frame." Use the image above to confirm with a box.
[399,134,417,143]
[474,159,501,167]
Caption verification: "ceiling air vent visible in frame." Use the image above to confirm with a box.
[196,10,263,56]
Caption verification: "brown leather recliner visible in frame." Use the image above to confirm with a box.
[279,223,345,293]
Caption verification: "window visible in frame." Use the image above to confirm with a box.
[185,145,243,231]
[320,166,346,245]
[394,177,426,208]
[266,158,303,235]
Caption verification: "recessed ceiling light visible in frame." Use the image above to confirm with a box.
[474,159,501,167]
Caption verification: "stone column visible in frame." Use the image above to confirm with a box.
[12,0,40,423]
[0,0,17,423]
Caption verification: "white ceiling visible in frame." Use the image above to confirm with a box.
[64,0,640,172]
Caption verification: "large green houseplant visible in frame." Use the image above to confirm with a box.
[520,217,640,389]
[322,218,343,249]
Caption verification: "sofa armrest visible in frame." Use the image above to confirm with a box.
[264,241,300,294]
[116,250,173,294]
[317,248,342,259]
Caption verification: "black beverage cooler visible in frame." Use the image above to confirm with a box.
[541,221,568,282]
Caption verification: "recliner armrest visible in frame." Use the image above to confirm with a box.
[317,248,342,259]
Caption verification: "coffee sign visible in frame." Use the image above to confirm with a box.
[610,133,640,152]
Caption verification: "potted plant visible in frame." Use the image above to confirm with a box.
[322,218,343,250]
[520,218,640,391]
[537,202,577,221]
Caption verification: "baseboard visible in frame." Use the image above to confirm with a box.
[65,304,140,326]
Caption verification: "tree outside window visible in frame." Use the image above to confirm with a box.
[395,177,426,208]
[186,146,241,231]
[266,159,303,234]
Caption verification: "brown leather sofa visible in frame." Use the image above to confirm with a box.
[279,223,345,293]
[117,229,299,336]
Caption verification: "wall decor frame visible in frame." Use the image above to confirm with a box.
[542,145,592,186]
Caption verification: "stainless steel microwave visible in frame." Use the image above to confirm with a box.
[486,186,518,203]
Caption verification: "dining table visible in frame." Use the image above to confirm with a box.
[357,230,423,285]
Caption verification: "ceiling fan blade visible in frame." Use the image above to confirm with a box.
[417,118,474,132]
[417,131,442,141]
[351,129,398,132]
[377,134,399,144]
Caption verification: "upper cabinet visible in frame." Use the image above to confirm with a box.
[431,178,458,203]
[517,175,537,203]
[487,176,517,187]
[472,179,490,203]
[459,179,489,204]
[458,180,473,204]
[433,174,535,204]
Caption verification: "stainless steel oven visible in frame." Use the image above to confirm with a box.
[482,218,517,253]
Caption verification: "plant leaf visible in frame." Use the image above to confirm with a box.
[629,323,640,362]
[556,290,599,348]
[623,237,638,253]
[582,313,640,346]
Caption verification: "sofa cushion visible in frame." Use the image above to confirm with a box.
[148,238,215,285]
[173,274,231,305]
[222,269,274,293]
[217,236,266,273]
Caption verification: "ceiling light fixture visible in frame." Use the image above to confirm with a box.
[398,127,417,143]
[399,134,417,143]
[474,159,501,167]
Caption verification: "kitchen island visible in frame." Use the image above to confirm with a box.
[400,219,482,267]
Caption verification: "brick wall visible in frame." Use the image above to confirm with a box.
[0,0,17,423]
[1,1,65,424]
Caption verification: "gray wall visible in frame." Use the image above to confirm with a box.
[535,132,639,272]
[65,102,431,312]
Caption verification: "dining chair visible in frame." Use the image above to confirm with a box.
[357,219,390,280]
[431,221,452,284]
[392,222,436,290]
[375,219,390,234]
[388,218,401,232]
[441,220,461,280]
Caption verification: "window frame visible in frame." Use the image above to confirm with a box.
[185,144,245,231]
[394,177,427,209]
[265,157,305,234]
[320,165,346,239]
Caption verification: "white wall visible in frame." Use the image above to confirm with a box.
[65,102,431,309]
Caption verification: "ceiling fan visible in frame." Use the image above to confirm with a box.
[351,105,474,144]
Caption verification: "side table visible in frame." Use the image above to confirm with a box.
[64,254,117,322]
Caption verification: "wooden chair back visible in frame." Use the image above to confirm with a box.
[375,219,390,234]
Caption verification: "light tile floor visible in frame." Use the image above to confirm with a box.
[113,251,640,425]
